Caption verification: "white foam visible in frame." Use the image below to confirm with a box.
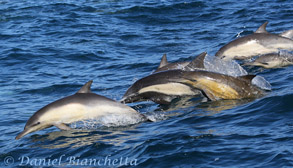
[70,114,144,129]
[145,112,167,122]
[252,76,272,91]
[203,54,271,90]
[204,54,248,77]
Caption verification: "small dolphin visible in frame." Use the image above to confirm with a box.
[244,52,293,68]
[154,52,207,73]
[215,22,293,60]
[121,70,201,104]
[16,80,147,140]
[121,70,264,104]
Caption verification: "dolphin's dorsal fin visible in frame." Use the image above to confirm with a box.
[255,21,269,34]
[158,54,168,68]
[279,30,293,39]
[239,75,256,82]
[77,80,93,93]
[185,52,207,70]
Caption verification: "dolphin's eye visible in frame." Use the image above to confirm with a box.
[260,62,269,65]
[33,122,41,126]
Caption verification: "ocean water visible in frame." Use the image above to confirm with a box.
[1,0,293,167]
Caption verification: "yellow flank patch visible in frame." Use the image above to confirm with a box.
[186,78,240,99]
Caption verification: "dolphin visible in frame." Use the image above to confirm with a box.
[244,52,293,68]
[121,70,202,104]
[215,22,293,60]
[121,70,264,104]
[154,52,207,73]
[16,80,147,140]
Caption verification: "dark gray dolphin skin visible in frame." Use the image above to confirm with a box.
[121,70,264,104]
[154,52,207,73]
[215,22,293,60]
[244,52,293,68]
[121,70,202,104]
[16,80,147,140]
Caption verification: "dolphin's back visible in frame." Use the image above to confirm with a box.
[155,62,189,72]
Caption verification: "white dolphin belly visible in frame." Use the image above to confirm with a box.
[138,83,197,96]
[223,40,278,59]
[39,103,138,125]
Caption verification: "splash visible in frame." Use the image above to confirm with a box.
[203,54,271,90]
[144,112,167,122]
[252,76,272,91]
[204,54,248,77]
[70,114,145,129]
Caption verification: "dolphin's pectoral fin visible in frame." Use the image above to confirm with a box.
[178,78,217,100]
[54,123,72,131]
[201,89,217,101]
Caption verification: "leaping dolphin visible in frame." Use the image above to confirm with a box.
[154,52,207,73]
[16,80,147,140]
[244,52,293,68]
[215,22,293,60]
[121,70,265,104]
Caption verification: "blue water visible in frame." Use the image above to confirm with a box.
[1,0,293,167]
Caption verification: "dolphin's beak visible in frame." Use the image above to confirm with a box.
[120,96,131,104]
[119,98,126,103]
[15,123,46,140]
[243,62,255,66]
[15,129,31,140]
[120,93,139,104]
